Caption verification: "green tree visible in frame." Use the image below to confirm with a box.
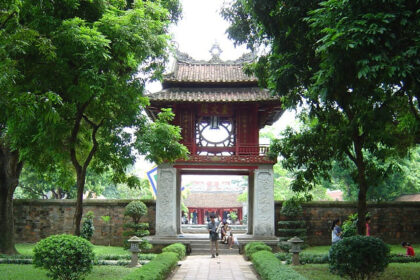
[1,0,186,253]
[0,0,60,254]
[223,0,419,234]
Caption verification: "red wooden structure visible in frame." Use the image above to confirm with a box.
[146,46,283,225]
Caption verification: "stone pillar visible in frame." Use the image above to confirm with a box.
[253,165,275,237]
[247,172,254,234]
[176,169,181,234]
[155,164,177,237]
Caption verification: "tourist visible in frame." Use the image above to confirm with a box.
[401,241,415,257]
[365,217,371,236]
[221,220,227,244]
[331,218,342,244]
[208,214,220,258]
[225,225,234,249]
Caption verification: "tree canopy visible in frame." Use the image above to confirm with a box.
[223,0,420,234]
[1,0,186,253]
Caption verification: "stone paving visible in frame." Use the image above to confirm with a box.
[170,254,258,280]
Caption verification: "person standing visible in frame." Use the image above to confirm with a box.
[365,217,371,236]
[331,219,342,244]
[208,214,220,258]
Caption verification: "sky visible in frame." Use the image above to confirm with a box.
[135,0,298,180]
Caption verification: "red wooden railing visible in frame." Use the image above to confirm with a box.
[182,144,269,156]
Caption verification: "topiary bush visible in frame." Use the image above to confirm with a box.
[244,242,272,260]
[80,211,95,241]
[280,198,303,217]
[252,250,307,280]
[122,252,178,280]
[329,235,390,280]
[162,243,186,260]
[278,198,307,251]
[33,234,95,280]
[123,200,151,250]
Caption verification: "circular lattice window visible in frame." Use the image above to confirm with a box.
[196,116,235,153]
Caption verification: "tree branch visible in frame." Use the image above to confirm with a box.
[69,100,92,174]
[0,11,17,29]
[81,116,104,173]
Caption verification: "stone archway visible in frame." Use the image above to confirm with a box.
[154,163,276,239]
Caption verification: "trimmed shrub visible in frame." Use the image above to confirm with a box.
[80,211,95,241]
[124,201,148,223]
[329,235,390,280]
[252,250,307,280]
[280,198,303,217]
[162,243,186,260]
[33,234,95,280]
[244,242,272,260]
[122,252,178,280]
[123,200,151,250]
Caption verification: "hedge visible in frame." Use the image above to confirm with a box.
[162,243,186,260]
[275,252,420,264]
[122,252,178,280]
[251,250,307,280]
[244,242,272,260]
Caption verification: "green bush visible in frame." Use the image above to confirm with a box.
[244,242,272,260]
[162,243,186,260]
[33,234,95,280]
[329,235,390,280]
[81,211,95,241]
[123,201,151,250]
[122,252,178,280]
[124,201,148,223]
[341,213,358,238]
[280,198,303,217]
[252,250,307,280]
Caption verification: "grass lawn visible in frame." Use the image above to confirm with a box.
[293,263,420,280]
[16,243,129,257]
[303,244,419,255]
[0,264,133,280]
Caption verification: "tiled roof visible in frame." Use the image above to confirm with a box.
[165,63,257,83]
[184,193,243,208]
[394,194,420,201]
[147,87,280,103]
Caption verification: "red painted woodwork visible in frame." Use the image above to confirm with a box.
[187,207,243,225]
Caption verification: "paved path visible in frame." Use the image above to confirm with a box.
[170,255,258,280]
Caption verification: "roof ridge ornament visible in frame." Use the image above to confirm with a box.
[209,42,223,63]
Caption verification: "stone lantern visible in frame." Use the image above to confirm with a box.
[288,236,304,265]
[128,236,142,267]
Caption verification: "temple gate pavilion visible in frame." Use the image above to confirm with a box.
[145,45,283,242]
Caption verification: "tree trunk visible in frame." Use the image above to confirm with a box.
[0,144,23,254]
[73,172,86,236]
[354,138,368,236]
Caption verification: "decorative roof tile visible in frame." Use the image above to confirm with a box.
[165,63,257,83]
[147,88,280,103]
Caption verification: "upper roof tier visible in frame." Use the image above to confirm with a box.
[162,49,258,87]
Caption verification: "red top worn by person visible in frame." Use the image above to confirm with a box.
[402,241,415,256]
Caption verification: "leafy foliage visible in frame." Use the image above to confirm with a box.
[123,201,151,250]
[33,234,95,280]
[341,213,358,238]
[80,211,95,241]
[161,243,186,260]
[280,198,303,217]
[122,252,178,280]
[251,250,307,280]
[244,242,272,260]
[329,236,390,280]
[223,0,420,236]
